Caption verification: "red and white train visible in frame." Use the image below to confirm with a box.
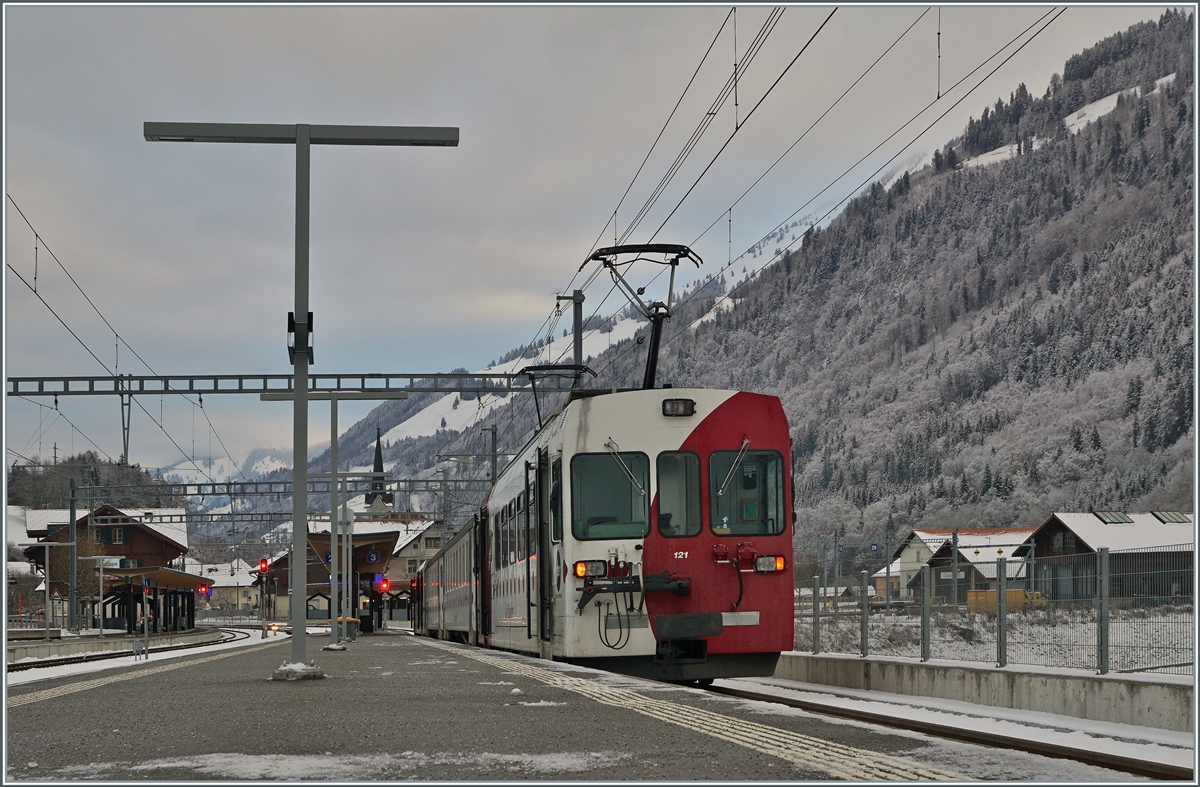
[413,386,794,682]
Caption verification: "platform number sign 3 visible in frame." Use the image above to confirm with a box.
[366,549,381,564]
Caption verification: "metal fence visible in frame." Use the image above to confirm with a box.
[795,544,1194,676]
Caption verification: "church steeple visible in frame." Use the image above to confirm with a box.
[365,427,394,508]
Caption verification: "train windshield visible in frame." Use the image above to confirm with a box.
[657,451,701,537]
[709,450,785,535]
[571,452,650,540]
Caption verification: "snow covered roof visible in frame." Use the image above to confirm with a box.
[6,561,37,577]
[392,520,437,554]
[16,507,189,551]
[870,559,902,578]
[894,528,1035,562]
[1047,512,1193,553]
[180,556,258,587]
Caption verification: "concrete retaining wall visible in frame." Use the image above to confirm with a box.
[7,628,221,664]
[775,652,1193,733]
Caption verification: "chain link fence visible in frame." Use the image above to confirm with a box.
[795,543,1194,676]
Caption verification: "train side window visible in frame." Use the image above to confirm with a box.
[500,508,510,568]
[709,450,785,536]
[493,513,501,571]
[570,452,650,540]
[517,495,526,561]
[550,459,563,543]
[657,452,701,537]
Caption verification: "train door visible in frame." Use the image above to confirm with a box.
[549,454,564,651]
[537,447,552,642]
[477,506,491,646]
[468,515,478,646]
[524,461,535,642]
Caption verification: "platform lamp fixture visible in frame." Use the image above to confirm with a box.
[146,121,458,674]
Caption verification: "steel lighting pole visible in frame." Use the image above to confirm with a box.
[261,390,407,649]
[148,122,457,670]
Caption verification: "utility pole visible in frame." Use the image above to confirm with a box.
[69,479,77,632]
[488,425,498,486]
[951,529,960,608]
[440,468,449,540]
[556,290,585,387]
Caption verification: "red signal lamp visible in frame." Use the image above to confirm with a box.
[199,582,209,595]
[259,559,269,573]
[379,578,390,592]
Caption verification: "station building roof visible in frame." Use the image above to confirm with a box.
[1038,512,1193,552]
[16,505,188,551]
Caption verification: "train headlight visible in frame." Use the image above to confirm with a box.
[755,556,786,573]
[574,560,607,578]
[661,398,696,417]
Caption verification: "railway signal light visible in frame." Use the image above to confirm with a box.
[379,578,390,592]
[199,582,209,595]
[259,559,269,573]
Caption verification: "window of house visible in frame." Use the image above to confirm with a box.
[424,537,441,550]
[111,528,124,545]
[407,559,419,573]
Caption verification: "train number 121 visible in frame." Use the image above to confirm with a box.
[673,551,689,559]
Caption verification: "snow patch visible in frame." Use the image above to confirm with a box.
[518,700,567,707]
[51,751,632,780]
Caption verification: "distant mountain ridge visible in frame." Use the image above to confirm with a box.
[233,13,1194,561]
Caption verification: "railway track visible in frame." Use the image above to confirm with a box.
[6,627,256,673]
[704,683,1192,781]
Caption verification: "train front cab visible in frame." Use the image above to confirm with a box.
[557,388,793,681]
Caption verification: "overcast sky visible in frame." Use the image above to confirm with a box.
[4,4,1171,471]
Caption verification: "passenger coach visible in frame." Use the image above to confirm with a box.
[416,245,794,682]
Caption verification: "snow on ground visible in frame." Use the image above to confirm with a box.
[6,629,285,687]
[962,73,1179,171]
[797,607,1194,675]
[716,676,1192,776]
[961,137,1046,169]
[163,455,243,485]
[1065,73,1176,135]
[690,296,735,329]
[379,315,643,446]
[45,750,633,781]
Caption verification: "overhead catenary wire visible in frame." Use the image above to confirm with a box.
[586,6,736,260]
[6,261,218,484]
[6,194,251,483]
[688,6,931,248]
[646,7,839,243]
[592,6,1067,382]
[619,7,788,245]
[420,7,1029,485]
[510,7,781,412]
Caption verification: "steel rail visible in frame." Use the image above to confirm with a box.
[5,627,256,673]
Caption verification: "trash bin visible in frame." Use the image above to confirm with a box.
[335,616,358,638]
[358,615,374,635]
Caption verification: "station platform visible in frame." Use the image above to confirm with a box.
[5,631,1180,781]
